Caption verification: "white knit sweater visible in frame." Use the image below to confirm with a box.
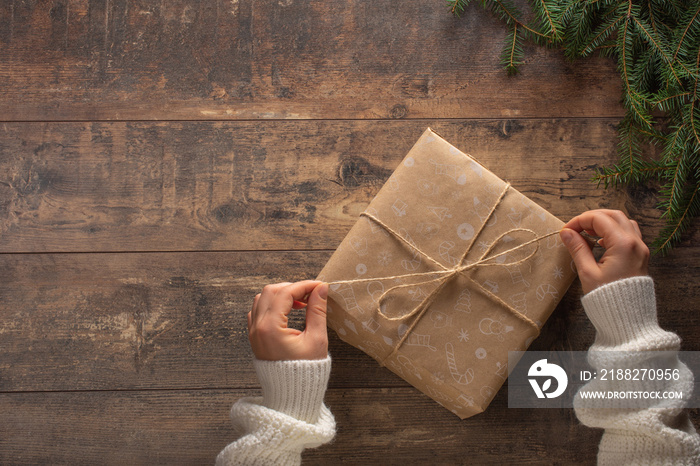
[575,276,700,465]
[218,277,700,465]
[215,357,335,465]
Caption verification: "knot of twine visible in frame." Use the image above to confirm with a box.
[329,182,559,365]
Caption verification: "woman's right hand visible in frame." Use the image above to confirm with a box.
[560,209,650,294]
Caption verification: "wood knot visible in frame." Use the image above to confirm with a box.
[390,104,408,119]
[335,156,391,188]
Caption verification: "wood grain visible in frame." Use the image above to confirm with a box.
[0,387,607,464]
[0,0,623,121]
[1,1,698,463]
[1,248,698,394]
[0,249,583,392]
[0,119,639,253]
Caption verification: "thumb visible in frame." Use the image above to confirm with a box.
[304,282,329,336]
[560,228,596,276]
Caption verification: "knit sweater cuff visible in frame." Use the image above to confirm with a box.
[581,276,677,349]
[254,356,332,425]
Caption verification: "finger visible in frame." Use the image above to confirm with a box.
[560,228,598,277]
[248,293,261,323]
[596,209,629,223]
[266,280,323,322]
[593,209,639,236]
[564,211,627,243]
[281,280,323,302]
[292,300,308,309]
[256,282,294,321]
[247,311,252,330]
[630,219,642,238]
[258,280,323,328]
[304,282,329,337]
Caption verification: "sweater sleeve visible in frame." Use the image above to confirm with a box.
[573,276,700,465]
[216,356,336,466]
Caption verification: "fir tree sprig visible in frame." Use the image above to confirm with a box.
[448,0,700,254]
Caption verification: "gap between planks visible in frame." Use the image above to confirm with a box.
[0,116,626,124]
[0,248,338,255]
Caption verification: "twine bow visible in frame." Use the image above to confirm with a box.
[329,183,560,365]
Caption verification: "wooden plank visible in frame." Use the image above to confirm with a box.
[0,0,623,121]
[0,250,357,391]
[0,387,612,464]
[0,119,638,253]
[1,248,698,393]
[0,249,427,392]
[0,249,578,392]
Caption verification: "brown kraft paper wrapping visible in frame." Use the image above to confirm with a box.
[317,128,576,419]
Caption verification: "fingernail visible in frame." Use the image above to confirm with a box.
[560,228,574,246]
[319,282,328,299]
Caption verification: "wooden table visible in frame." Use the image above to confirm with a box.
[1,1,698,464]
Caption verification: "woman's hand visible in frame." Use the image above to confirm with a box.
[247,280,329,361]
[560,209,650,294]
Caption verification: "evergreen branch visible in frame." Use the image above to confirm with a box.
[619,13,655,129]
[662,123,687,163]
[693,99,700,150]
[624,92,655,129]
[692,46,700,147]
[510,23,519,65]
[665,0,683,21]
[646,0,658,35]
[559,0,578,24]
[536,0,559,39]
[672,4,700,62]
[501,24,523,75]
[625,124,637,178]
[490,0,553,40]
[578,15,624,56]
[654,91,692,110]
[458,0,700,252]
[636,124,667,142]
[631,15,683,86]
[594,163,668,187]
[653,183,700,254]
[448,0,472,16]
[663,150,687,217]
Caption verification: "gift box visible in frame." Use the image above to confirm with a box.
[317,128,576,419]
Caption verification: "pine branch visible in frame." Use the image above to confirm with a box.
[594,162,668,187]
[691,45,700,147]
[654,90,692,110]
[673,4,700,63]
[620,14,656,129]
[486,0,555,42]
[501,24,524,75]
[535,0,561,40]
[660,142,691,218]
[646,0,659,36]
[653,182,700,254]
[661,123,687,163]
[456,0,700,253]
[632,14,684,86]
[578,15,624,57]
[448,0,473,16]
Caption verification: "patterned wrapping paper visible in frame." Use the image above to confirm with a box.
[317,128,577,419]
